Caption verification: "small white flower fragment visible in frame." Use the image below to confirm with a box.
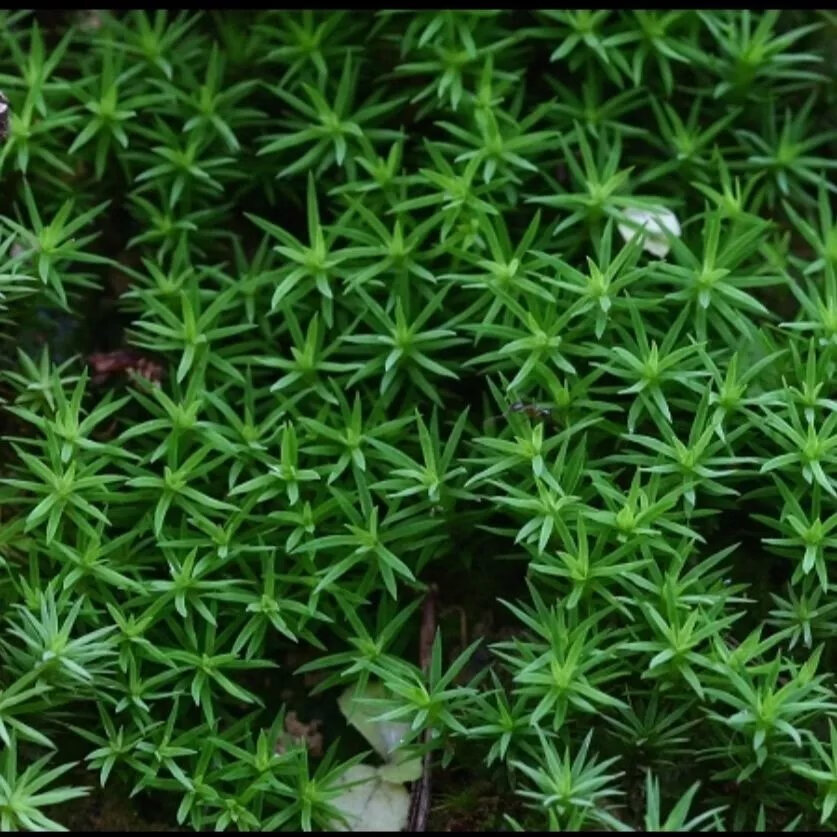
[0,90,9,142]
[617,206,681,258]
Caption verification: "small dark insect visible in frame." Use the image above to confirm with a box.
[509,401,553,420]
[0,90,9,142]
[88,349,164,386]
[487,401,555,425]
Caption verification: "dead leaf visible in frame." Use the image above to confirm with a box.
[329,765,411,832]
[338,683,421,782]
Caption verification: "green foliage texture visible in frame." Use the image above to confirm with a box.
[1,8,837,832]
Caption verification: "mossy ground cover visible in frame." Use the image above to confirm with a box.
[1,9,837,832]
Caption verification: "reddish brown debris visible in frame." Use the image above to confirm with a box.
[275,711,324,757]
[88,350,164,385]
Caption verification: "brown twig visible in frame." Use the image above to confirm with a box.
[418,584,438,671]
[407,583,438,833]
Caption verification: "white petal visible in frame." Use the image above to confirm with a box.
[617,205,681,258]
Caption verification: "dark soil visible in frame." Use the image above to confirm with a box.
[52,773,184,832]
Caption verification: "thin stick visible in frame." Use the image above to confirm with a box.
[407,583,438,832]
